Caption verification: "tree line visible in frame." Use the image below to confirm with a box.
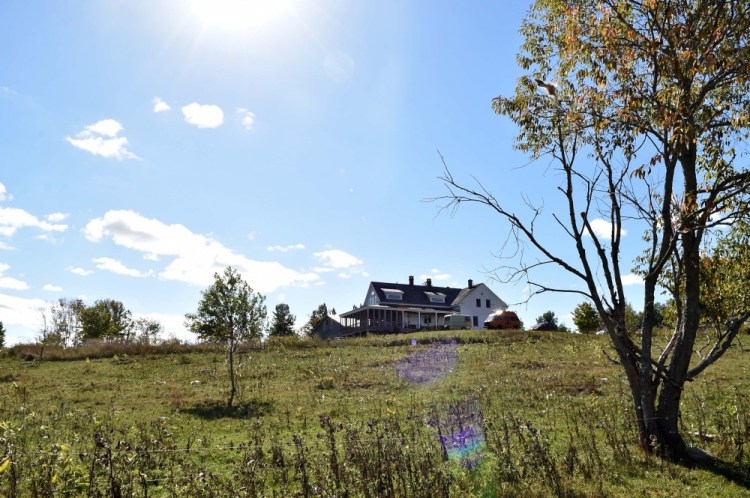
[38,298,163,348]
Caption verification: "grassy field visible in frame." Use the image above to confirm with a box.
[1,329,749,496]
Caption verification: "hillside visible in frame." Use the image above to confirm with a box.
[1,330,749,496]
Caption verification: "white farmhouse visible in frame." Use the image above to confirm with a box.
[333,276,508,337]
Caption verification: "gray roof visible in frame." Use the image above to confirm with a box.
[370,281,463,310]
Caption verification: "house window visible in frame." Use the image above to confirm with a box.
[425,291,446,304]
[476,298,481,307]
[383,288,403,301]
[473,316,478,327]
[486,299,491,308]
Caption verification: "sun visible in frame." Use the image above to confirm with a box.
[187,0,294,35]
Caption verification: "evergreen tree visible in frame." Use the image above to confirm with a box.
[303,303,328,337]
[269,303,296,337]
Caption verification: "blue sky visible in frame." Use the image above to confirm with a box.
[0,0,647,344]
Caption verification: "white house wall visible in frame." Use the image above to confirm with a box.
[365,284,380,306]
[457,284,507,329]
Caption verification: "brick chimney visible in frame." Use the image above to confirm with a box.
[426,278,432,288]
[409,275,414,286]
[468,279,474,289]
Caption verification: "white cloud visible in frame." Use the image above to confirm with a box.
[0,292,47,338]
[43,284,63,292]
[267,243,305,253]
[0,207,68,237]
[313,249,363,269]
[247,231,257,240]
[65,119,137,159]
[88,119,123,137]
[68,266,94,276]
[182,103,224,128]
[134,311,196,343]
[153,97,171,112]
[84,210,319,291]
[236,108,256,130]
[0,278,29,290]
[585,218,627,240]
[46,212,68,222]
[620,273,643,286]
[93,257,153,278]
[0,182,7,201]
[0,263,28,290]
[420,269,451,282]
[313,249,366,279]
[0,241,12,250]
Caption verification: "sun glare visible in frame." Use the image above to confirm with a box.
[188,0,293,35]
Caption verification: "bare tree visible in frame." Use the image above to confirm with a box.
[438,0,750,461]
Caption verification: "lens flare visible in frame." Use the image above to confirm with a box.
[428,396,485,468]
[394,340,458,385]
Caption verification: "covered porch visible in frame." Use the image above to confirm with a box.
[339,305,453,336]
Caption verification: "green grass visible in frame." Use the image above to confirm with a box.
[1,330,749,496]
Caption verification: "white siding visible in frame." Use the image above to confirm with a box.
[456,284,507,329]
[364,284,380,306]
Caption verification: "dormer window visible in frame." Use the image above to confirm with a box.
[383,288,404,300]
[424,291,446,304]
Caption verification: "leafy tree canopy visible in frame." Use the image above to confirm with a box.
[572,302,599,334]
[439,0,750,460]
[79,299,132,343]
[185,266,266,407]
[536,310,558,325]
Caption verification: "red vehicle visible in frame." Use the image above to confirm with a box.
[484,310,523,330]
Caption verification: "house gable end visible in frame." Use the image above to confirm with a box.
[453,283,508,311]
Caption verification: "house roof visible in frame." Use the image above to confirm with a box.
[453,282,509,309]
[370,281,463,309]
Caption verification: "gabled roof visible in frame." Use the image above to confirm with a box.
[370,281,463,309]
[452,287,474,305]
[453,282,509,309]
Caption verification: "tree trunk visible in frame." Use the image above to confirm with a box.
[618,349,688,459]
[228,336,236,408]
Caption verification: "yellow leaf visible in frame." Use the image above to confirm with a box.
[0,458,10,473]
